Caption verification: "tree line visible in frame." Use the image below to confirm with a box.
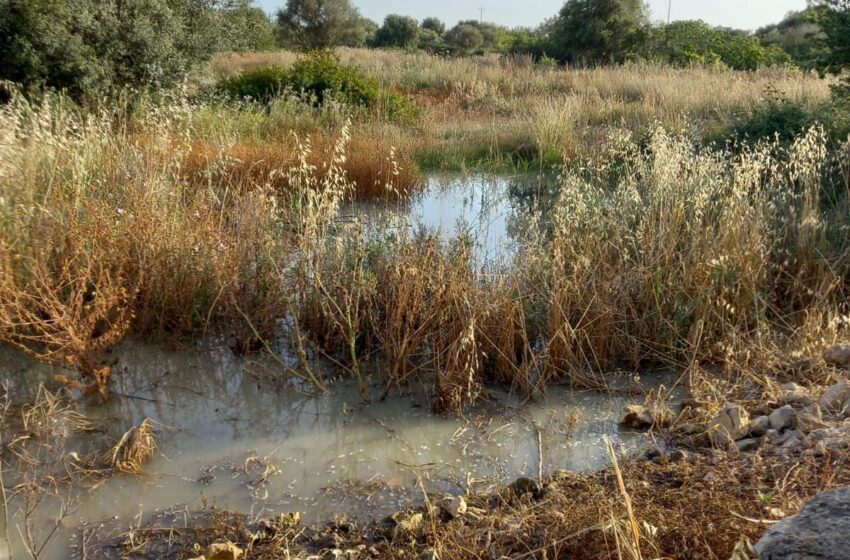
[1,0,848,100]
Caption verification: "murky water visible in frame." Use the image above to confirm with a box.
[348,174,551,266]
[0,340,674,560]
[0,173,666,559]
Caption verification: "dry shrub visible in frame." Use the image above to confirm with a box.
[0,186,140,401]
[541,127,849,383]
[108,418,156,475]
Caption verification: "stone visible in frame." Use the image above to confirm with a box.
[796,405,829,434]
[806,426,850,454]
[735,438,761,452]
[389,512,424,541]
[207,542,243,560]
[777,383,814,407]
[780,430,804,449]
[440,495,467,519]
[313,533,344,549]
[824,345,850,367]
[619,405,654,429]
[749,416,771,438]
[769,405,797,431]
[708,404,750,447]
[675,423,702,436]
[819,381,850,413]
[668,449,689,463]
[755,487,850,560]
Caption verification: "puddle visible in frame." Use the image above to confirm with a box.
[347,174,551,266]
[0,341,676,559]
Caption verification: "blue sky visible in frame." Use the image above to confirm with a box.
[257,0,807,31]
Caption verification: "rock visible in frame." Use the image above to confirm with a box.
[824,345,850,367]
[313,533,344,549]
[780,430,804,449]
[619,405,654,429]
[777,383,814,407]
[755,487,850,560]
[389,512,424,541]
[749,416,771,438]
[806,426,850,454]
[207,542,243,560]
[796,405,829,434]
[819,381,850,413]
[735,438,761,452]
[675,423,702,436]
[668,449,689,463]
[708,404,750,447]
[769,405,797,431]
[440,495,467,519]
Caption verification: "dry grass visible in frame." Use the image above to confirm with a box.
[211,49,832,168]
[108,418,157,475]
[182,133,422,201]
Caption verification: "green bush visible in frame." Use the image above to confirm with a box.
[217,67,291,101]
[218,52,420,123]
[731,93,814,143]
[0,0,219,100]
[727,90,850,146]
[284,51,378,106]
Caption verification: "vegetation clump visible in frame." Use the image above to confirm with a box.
[218,51,420,123]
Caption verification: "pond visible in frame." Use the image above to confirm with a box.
[0,173,677,560]
[347,173,555,267]
[0,340,675,560]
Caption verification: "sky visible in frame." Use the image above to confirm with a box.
[258,0,808,31]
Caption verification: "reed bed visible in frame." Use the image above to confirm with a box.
[0,62,848,410]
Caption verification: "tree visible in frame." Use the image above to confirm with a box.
[757,7,827,69]
[217,0,278,52]
[812,0,850,94]
[373,14,420,48]
[445,23,484,54]
[646,20,791,70]
[548,0,650,65]
[417,28,444,52]
[421,17,446,36]
[276,0,366,50]
[0,0,221,99]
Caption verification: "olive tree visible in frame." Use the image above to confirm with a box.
[421,17,446,36]
[0,0,220,99]
[373,14,420,49]
[548,0,650,64]
[276,0,371,50]
[812,0,850,94]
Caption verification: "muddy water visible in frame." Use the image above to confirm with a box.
[349,174,551,266]
[1,173,660,559]
[1,341,674,560]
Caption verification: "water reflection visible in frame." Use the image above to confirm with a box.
[348,173,555,268]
